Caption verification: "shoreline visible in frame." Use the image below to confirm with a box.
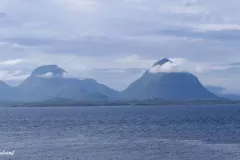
[2,100,240,107]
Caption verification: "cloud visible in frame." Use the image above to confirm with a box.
[182,0,204,7]
[0,70,30,82]
[144,26,240,42]
[226,62,240,67]
[36,72,54,78]
[196,24,240,31]
[62,72,83,79]
[53,0,99,12]
[0,12,6,18]
[162,5,205,14]
[116,54,154,68]
[0,59,26,66]
[149,58,188,73]
[149,57,233,74]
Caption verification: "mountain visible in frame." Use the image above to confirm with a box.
[0,63,222,102]
[205,85,225,95]
[220,94,240,100]
[122,58,220,100]
[205,85,240,100]
[0,81,14,101]
[14,65,119,101]
[31,65,65,77]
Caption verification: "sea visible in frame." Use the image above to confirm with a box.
[0,105,240,160]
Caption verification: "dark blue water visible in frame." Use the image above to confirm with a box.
[0,105,240,160]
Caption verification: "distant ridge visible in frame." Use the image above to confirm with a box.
[0,62,220,102]
[206,85,240,100]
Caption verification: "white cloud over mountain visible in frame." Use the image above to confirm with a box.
[148,57,232,74]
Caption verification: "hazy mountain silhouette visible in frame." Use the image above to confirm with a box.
[0,81,14,101]
[122,58,220,100]
[205,85,225,95]
[13,65,119,101]
[206,85,240,100]
[0,62,222,102]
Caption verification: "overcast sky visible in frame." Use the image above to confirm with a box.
[0,0,240,93]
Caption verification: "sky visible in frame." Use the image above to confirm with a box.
[0,0,240,93]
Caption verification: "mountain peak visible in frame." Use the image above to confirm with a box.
[153,58,172,67]
[31,65,66,77]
